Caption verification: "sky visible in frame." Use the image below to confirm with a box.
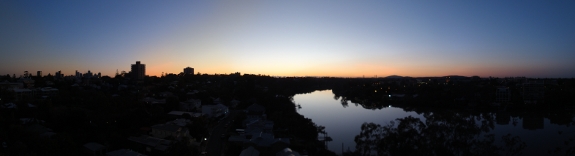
[1,1,575,78]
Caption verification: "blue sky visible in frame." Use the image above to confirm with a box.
[1,0,574,77]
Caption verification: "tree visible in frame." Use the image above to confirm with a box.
[354,114,525,156]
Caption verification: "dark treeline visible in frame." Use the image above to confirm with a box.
[331,77,575,110]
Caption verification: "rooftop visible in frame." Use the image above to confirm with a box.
[83,142,105,152]
[106,149,146,156]
[151,124,181,132]
[128,135,171,151]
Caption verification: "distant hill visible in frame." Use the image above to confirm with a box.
[385,75,404,79]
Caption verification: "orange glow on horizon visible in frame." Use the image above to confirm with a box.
[117,66,550,78]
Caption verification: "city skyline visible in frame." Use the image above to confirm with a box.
[2,1,575,78]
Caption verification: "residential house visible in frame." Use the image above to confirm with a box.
[239,146,260,156]
[150,124,189,139]
[179,99,201,111]
[142,97,166,105]
[84,142,106,156]
[202,104,228,118]
[167,111,202,118]
[106,149,146,156]
[165,118,192,127]
[229,104,291,155]
[128,135,171,154]
[245,104,265,120]
[276,148,301,156]
[230,99,241,108]
[40,87,59,96]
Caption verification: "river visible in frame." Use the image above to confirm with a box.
[294,90,575,155]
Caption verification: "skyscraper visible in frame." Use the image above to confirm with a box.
[183,67,194,75]
[55,71,62,79]
[131,61,145,81]
[85,70,93,78]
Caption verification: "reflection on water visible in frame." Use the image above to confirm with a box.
[294,90,575,155]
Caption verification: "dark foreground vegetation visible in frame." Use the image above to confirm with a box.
[1,73,573,155]
[0,73,338,156]
[328,76,575,156]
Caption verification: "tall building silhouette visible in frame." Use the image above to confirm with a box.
[55,71,62,79]
[183,67,194,75]
[131,61,145,81]
[75,70,81,78]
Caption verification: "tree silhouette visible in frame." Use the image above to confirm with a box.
[354,114,526,156]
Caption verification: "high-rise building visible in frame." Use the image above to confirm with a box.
[184,67,194,75]
[55,71,62,79]
[75,70,81,78]
[131,61,145,81]
[37,71,42,77]
[84,70,93,78]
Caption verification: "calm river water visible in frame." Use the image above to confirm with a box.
[294,90,575,155]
